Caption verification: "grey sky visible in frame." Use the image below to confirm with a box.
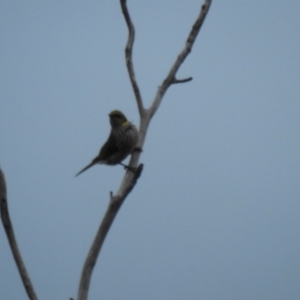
[1,1,300,299]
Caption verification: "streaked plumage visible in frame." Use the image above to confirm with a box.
[75,110,138,177]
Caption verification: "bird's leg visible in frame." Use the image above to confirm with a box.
[119,163,136,172]
[118,148,142,172]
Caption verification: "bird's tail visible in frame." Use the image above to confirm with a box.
[75,162,97,177]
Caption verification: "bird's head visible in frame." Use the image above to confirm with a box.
[109,110,129,128]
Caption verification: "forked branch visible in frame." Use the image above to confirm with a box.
[77,1,211,299]
[149,0,212,119]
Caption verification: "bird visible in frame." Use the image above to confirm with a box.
[75,110,139,177]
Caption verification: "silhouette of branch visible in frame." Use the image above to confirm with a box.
[76,1,212,299]
[77,164,143,300]
[150,0,212,118]
[173,77,193,84]
[0,168,38,300]
[120,0,144,116]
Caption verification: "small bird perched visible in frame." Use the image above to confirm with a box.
[75,110,139,177]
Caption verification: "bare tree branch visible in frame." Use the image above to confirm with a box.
[120,0,144,116]
[149,0,212,119]
[76,1,212,299]
[77,164,143,300]
[0,168,38,300]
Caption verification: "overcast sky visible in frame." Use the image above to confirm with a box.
[1,1,300,299]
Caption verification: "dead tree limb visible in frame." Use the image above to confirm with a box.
[76,1,212,299]
[149,0,212,119]
[76,164,143,300]
[0,168,38,300]
[120,0,144,115]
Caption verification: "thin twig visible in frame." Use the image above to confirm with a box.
[0,168,38,300]
[173,77,193,84]
[120,0,144,116]
[149,0,212,118]
[77,164,143,300]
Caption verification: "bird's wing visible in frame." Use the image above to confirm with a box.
[75,133,119,177]
[97,133,119,161]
